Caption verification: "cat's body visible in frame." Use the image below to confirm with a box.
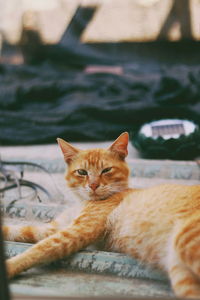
[4,132,200,298]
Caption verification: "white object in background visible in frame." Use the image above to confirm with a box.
[140,119,197,140]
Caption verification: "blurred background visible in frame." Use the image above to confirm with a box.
[0,0,200,160]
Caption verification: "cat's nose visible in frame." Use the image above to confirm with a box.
[89,182,100,191]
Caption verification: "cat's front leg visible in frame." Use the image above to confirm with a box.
[3,222,58,243]
[6,222,103,278]
[6,193,126,278]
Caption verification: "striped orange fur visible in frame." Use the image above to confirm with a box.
[4,132,200,298]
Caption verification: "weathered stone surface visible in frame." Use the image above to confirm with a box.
[5,242,168,282]
[10,269,173,298]
[6,244,173,298]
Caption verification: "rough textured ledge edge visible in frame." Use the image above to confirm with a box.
[5,241,168,282]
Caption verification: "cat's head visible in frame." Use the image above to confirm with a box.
[57,132,130,201]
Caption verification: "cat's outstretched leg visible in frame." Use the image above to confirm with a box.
[167,219,200,298]
[6,193,126,278]
[3,222,58,243]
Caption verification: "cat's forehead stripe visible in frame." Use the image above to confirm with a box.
[82,149,108,169]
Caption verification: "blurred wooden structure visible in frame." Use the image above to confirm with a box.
[0,0,200,47]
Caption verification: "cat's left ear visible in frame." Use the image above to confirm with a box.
[57,138,80,164]
[108,132,129,159]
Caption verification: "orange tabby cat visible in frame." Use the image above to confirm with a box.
[3,132,200,298]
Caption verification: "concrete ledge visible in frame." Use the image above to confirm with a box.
[5,241,168,282]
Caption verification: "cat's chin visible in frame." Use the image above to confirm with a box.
[89,192,116,201]
[90,195,107,201]
[74,187,127,202]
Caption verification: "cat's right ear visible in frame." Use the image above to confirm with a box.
[57,138,80,164]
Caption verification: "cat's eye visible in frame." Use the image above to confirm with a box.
[101,167,112,174]
[77,169,88,176]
